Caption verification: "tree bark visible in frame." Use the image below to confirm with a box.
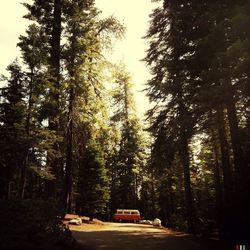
[179,137,195,234]
[225,84,243,183]
[215,107,233,205]
[45,0,62,199]
[150,169,156,218]
[19,68,34,198]
[211,133,223,237]
[215,106,236,239]
[63,86,75,213]
[225,82,250,242]
[209,110,223,234]
[63,24,77,213]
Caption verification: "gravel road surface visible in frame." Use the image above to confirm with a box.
[71,222,227,250]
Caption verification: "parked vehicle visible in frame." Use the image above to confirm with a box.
[113,209,141,222]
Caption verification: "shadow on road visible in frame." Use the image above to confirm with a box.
[72,228,232,250]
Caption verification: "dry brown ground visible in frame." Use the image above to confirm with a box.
[65,217,231,250]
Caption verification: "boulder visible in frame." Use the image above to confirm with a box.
[69,218,82,225]
[146,220,153,225]
[152,218,161,227]
[139,220,153,225]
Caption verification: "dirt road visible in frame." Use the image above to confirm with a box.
[70,222,227,250]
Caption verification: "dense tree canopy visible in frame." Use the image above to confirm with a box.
[145,0,250,242]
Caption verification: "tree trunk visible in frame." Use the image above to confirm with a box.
[179,137,195,234]
[19,68,34,198]
[209,110,223,235]
[6,179,11,200]
[150,169,156,218]
[45,0,62,199]
[225,88,243,183]
[215,107,233,205]
[63,24,77,213]
[63,86,74,213]
[89,212,94,222]
[225,83,250,242]
[18,158,27,199]
[212,135,223,237]
[215,106,235,239]
[166,176,174,226]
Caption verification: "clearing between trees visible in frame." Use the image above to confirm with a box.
[66,219,230,250]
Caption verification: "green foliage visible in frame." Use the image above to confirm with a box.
[77,142,109,219]
[61,0,126,212]
[144,0,250,240]
[0,61,27,198]
[107,63,147,213]
[145,0,201,233]
[110,63,135,123]
[18,24,48,70]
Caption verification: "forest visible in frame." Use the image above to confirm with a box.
[0,0,250,249]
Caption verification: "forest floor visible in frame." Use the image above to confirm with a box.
[65,217,232,250]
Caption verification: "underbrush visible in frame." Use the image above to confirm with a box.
[0,199,75,250]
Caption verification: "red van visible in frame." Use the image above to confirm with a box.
[113,209,141,222]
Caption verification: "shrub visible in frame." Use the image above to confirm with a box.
[0,199,75,250]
